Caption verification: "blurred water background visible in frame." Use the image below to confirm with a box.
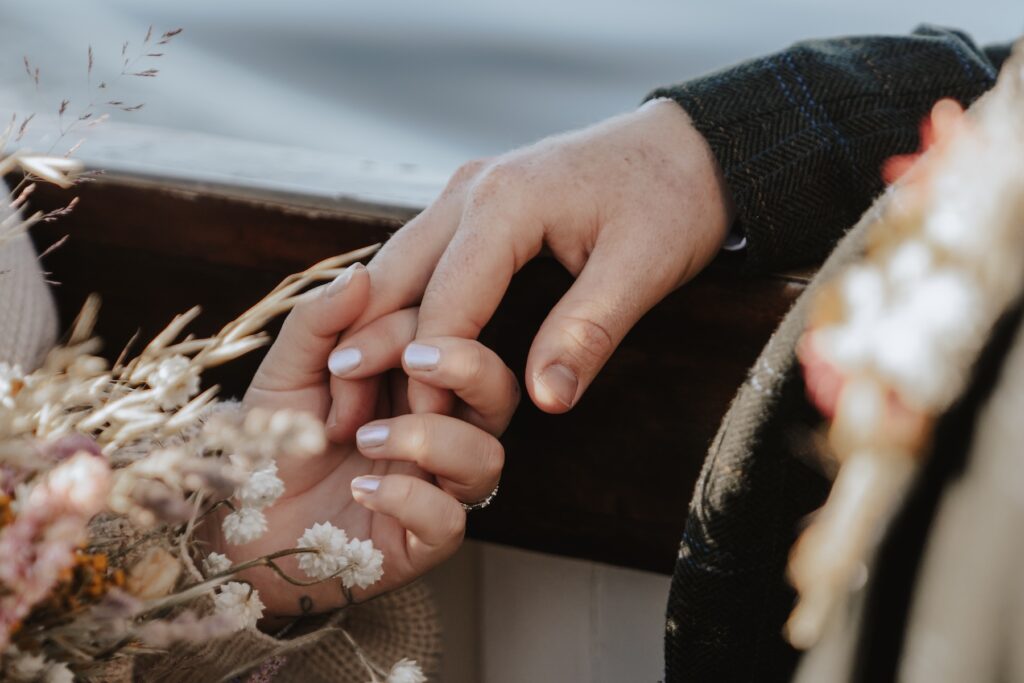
[2,1,1021,175]
[2,5,1022,681]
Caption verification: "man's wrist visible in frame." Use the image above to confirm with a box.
[639,97,736,257]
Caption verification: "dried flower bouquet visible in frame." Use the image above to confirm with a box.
[789,42,1024,648]
[0,26,433,681]
[0,242,427,682]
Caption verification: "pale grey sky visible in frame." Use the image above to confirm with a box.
[2,1,1021,174]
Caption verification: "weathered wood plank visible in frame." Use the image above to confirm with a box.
[26,177,806,574]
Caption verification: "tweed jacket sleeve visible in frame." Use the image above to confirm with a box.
[646,25,1008,273]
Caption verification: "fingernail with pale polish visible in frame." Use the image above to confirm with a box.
[351,475,382,494]
[404,343,441,370]
[356,425,389,448]
[328,347,362,376]
[537,363,578,408]
[326,263,360,297]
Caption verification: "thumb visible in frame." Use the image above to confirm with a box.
[249,263,370,394]
[525,236,679,413]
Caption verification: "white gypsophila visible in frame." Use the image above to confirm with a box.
[340,538,384,589]
[146,355,201,410]
[202,552,233,576]
[222,507,268,545]
[841,264,886,323]
[864,269,982,408]
[6,645,46,679]
[43,662,74,683]
[884,239,933,289]
[902,269,982,339]
[385,658,427,683]
[296,522,349,580]
[236,462,285,509]
[868,314,942,403]
[213,582,265,630]
[0,362,24,410]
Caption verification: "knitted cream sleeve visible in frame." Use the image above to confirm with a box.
[0,229,58,370]
[133,581,441,683]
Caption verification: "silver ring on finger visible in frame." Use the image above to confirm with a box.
[462,482,499,512]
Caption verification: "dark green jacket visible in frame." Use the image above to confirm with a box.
[650,25,1009,275]
[648,26,1014,682]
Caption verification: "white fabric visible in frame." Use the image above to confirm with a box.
[0,218,57,370]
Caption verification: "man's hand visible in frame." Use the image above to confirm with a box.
[332,99,733,413]
[202,264,516,617]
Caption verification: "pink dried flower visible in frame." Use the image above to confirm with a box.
[42,433,102,461]
[244,655,286,683]
[0,454,109,648]
[41,452,110,514]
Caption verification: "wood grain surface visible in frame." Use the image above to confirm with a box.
[26,177,807,574]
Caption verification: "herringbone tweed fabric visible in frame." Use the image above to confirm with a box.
[648,26,1011,682]
[647,25,1007,275]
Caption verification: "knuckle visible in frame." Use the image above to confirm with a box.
[449,158,489,188]
[482,441,505,482]
[404,415,432,463]
[561,315,616,365]
[472,159,524,198]
[434,498,466,542]
[469,439,504,487]
[395,477,417,509]
[460,343,486,387]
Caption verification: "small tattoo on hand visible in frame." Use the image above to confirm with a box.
[299,595,313,614]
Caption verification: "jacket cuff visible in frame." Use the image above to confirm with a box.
[645,26,998,273]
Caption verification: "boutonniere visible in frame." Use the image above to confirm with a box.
[788,43,1024,648]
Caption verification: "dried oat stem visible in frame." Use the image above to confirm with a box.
[193,547,337,589]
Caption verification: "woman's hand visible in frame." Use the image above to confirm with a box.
[201,264,517,617]
[333,98,733,415]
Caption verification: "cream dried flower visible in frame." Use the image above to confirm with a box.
[126,547,182,600]
[213,582,264,630]
[202,552,232,576]
[43,662,73,683]
[137,610,239,647]
[385,658,427,683]
[146,355,201,410]
[206,408,325,467]
[44,452,111,515]
[0,362,24,410]
[237,462,285,509]
[222,507,267,545]
[340,538,384,589]
[6,646,46,680]
[296,522,349,580]
[16,155,83,189]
